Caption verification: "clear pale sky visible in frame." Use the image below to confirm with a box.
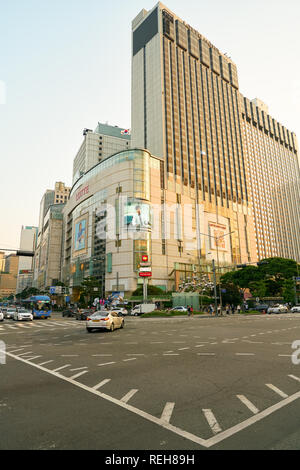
[0,0,299,251]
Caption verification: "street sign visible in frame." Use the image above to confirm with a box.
[139,272,152,278]
[139,267,152,273]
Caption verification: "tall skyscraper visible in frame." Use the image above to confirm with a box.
[131,2,300,263]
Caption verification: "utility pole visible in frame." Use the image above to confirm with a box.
[212,259,218,317]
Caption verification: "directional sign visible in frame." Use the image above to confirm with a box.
[139,272,152,278]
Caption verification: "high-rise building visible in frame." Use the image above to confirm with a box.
[16,226,38,294]
[131,2,300,263]
[0,254,18,298]
[0,252,5,273]
[241,98,300,261]
[33,182,71,290]
[72,123,131,184]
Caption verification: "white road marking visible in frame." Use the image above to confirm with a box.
[198,353,216,356]
[236,353,255,356]
[123,358,137,362]
[17,352,33,357]
[161,403,175,423]
[70,370,88,380]
[288,375,300,383]
[92,379,111,390]
[5,350,300,449]
[70,367,88,372]
[237,395,260,414]
[26,356,42,361]
[178,347,190,351]
[8,348,26,353]
[203,409,222,434]
[92,354,113,357]
[98,362,116,367]
[266,384,289,398]
[52,364,71,373]
[38,360,54,366]
[121,389,138,404]
[163,354,179,356]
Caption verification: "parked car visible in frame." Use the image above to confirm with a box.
[5,308,16,319]
[291,306,300,313]
[76,310,91,321]
[170,306,188,313]
[86,310,124,333]
[110,308,128,317]
[13,309,33,322]
[267,304,289,314]
[62,309,76,318]
[254,304,269,312]
[0,311,3,322]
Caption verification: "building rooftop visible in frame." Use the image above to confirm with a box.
[94,122,131,140]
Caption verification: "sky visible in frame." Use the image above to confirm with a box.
[0,0,299,251]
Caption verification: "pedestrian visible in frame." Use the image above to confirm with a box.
[231,304,235,315]
[209,304,214,316]
[190,306,194,317]
[225,304,230,315]
[187,306,191,317]
[237,304,241,314]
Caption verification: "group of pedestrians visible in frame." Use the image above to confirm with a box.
[207,304,242,316]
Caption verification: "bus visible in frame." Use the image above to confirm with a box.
[23,296,52,319]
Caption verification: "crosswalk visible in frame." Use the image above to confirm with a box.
[0,320,80,333]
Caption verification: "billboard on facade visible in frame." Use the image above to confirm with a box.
[208,222,230,252]
[74,214,88,255]
[123,199,151,232]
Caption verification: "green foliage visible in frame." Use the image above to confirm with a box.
[221,258,299,299]
[131,286,166,297]
[16,287,41,299]
[282,279,295,304]
[219,283,243,306]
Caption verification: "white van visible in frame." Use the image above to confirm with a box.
[131,304,156,316]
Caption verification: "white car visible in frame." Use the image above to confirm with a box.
[267,305,289,314]
[170,306,188,313]
[13,309,33,322]
[0,311,3,322]
[291,306,300,313]
[111,308,128,316]
[5,308,16,319]
[86,311,124,333]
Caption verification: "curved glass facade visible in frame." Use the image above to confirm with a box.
[70,149,151,199]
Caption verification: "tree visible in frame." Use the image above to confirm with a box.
[282,279,296,304]
[131,286,165,297]
[221,258,299,299]
[80,277,101,305]
[219,282,243,306]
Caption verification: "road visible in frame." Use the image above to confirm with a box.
[0,312,300,450]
